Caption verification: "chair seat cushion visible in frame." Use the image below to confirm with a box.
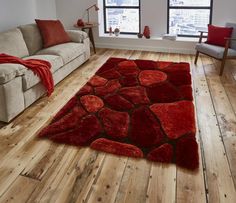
[22,55,63,91]
[36,42,85,64]
[195,43,236,59]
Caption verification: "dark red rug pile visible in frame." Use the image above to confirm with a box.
[38,57,199,170]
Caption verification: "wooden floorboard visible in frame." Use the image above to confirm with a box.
[0,49,236,202]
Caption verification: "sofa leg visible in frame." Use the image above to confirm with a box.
[220,59,226,76]
[194,51,199,64]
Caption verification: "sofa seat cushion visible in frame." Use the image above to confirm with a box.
[196,43,236,59]
[22,55,63,91]
[23,55,63,72]
[0,63,26,84]
[36,42,85,64]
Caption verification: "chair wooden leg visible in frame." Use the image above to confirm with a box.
[194,51,199,64]
[220,58,227,76]
[220,39,230,76]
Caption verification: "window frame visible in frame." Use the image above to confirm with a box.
[167,0,213,37]
[103,0,141,35]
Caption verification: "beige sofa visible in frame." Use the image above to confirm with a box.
[0,24,90,122]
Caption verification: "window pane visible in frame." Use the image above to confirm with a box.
[169,9,210,35]
[106,8,139,33]
[105,0,139,6]
[170,0,211,7]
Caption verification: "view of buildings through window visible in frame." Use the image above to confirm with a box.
[104,0,140,34]
[168,0,212,36]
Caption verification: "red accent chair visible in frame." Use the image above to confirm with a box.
[194,23,236,76]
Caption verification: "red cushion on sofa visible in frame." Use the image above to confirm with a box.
[35,19,71,48]
[206,25,233,47]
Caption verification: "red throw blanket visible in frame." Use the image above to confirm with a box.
[0,53,54,96]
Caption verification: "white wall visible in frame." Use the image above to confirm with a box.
[0,0,57,32]
[35,0,57,20]
[212,0,236,26]
[0,0,37,31]
[56,0,95,30]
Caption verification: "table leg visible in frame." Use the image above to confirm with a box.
[88,28,96,54]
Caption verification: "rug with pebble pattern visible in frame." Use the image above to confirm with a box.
[38,57,199,170]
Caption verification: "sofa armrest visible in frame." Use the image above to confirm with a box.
[66,30,88,43]
[0,77,25,122]
[0,64,26,84]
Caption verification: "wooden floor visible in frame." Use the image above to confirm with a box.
[0,49,236,203]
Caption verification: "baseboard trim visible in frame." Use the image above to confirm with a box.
[96,43,196,55]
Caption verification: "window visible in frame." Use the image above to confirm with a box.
[168,0,213,37]
[103,0,140,34]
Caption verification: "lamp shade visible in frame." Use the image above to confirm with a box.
[95,5,99,11]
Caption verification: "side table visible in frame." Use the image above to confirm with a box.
[74,24,96,54]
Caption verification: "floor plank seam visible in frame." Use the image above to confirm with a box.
[192,58,209,203]
[193,57,212,202]
[111,158,129,203]
[20,145,66,182]
[221,79,236,118]
[0,172,26,199]
[128,50,135,60]
[175,165,178,203]
[19,173,42,182]
[60,149,99,203]
[112,158,129,203]
[143,162,154,202]
[25,185,39,203]
[83,153,107,202]
[143,162,152,202]
[31,148,79,202]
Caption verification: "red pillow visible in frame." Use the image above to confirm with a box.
[206,24,233,47]
[35,19,71,48]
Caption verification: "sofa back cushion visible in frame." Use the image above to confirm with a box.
[18,24,43,55]
[0,28,29,58]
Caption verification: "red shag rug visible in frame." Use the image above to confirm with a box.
[38,58,199,170]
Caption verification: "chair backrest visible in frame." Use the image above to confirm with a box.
[226,22,236,50]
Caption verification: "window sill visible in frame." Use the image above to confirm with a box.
[99,34,199,42]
